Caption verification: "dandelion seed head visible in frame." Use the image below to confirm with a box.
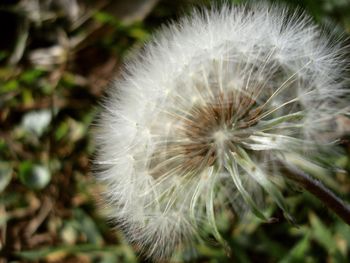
[94,3,348,260]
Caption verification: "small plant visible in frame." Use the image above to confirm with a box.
[94,3,349,260]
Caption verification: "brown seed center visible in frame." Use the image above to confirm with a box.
[149,91,262,178]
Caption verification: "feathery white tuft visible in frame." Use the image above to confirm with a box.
[94,3,348,260]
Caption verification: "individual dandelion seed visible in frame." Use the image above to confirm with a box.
[94,3,350,260]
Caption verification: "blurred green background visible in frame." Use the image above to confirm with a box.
[0,0,350,262]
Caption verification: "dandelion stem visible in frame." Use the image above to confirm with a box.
[283,163,350,225]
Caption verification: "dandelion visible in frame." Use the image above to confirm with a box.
[94,3,349,260]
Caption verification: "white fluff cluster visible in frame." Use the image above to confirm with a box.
[95,3,348,260]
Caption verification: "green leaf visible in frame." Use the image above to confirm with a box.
[279,233,311,263]
[0,162,12,193]
[94,11,120,27]
[309,213,337,252]
[0,50,8,61]
[16,244,136,261]
[18,162,51,190]
[55,121,69,141]
[336,222,350,249]
[16,244,102,260]
[0,79,18,93]
[20,69,45,84]
[73,209,104,245]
